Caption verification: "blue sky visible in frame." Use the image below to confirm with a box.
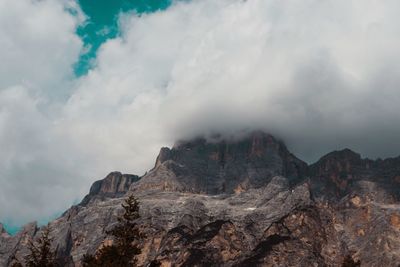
[75,0,171,76]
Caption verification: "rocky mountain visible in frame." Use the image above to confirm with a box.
[133,132,307,194]
[1,131,400,266]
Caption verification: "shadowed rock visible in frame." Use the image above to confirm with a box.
[134,131,308,194]
[80,171,140,205]
[310,148,400,201]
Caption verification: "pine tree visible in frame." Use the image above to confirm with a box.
[82,195,143,267]
[24,226,57,267]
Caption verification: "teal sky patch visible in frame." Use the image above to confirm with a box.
[75,0,172,76]
[3,224,20,236]
[3,215,59,236]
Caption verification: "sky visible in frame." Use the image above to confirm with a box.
[75,0,171,76]
[2,0,400,233]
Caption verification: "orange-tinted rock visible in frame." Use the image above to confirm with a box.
[390,213,400,230]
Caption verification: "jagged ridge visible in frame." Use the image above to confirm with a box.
[1,131,400,267]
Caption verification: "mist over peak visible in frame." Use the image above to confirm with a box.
[2,0,400,225]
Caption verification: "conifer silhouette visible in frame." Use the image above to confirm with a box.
[24,226,56,267]
[82,195,143,267]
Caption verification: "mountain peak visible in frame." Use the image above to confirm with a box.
[172,131,279,149]
[319,148,361,162]
[136,131,308,194]
[80,172,140,205]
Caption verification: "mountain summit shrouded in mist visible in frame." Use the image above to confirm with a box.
[2,0,400,230]
[1,131,400,266]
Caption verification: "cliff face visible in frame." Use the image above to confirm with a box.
[80,172,140,206]
[133,132,308,194]
[310,148,400,201]
[1,132,400,267]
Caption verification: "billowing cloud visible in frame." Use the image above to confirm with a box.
[0,0,85,225]
[65,0,400,171]
[0,0,83,95]
[3,0,400,225]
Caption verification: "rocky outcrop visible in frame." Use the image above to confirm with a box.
[80,172,140,206]
[134,132,308,194]
[0,222,38,267]
[1,131,400,266]
[310,148,400,202]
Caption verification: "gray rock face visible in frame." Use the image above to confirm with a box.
[134,132,308,194]
[1,131,400,266]
[310,148,400,201]
[0,222,38,267]
[80,172,140,206]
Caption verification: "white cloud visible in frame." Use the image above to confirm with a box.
[0,0,83,95]
[0,0,85,224]
[3,0,400,225]
[0,86,89,224]
[65,0,400,173]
